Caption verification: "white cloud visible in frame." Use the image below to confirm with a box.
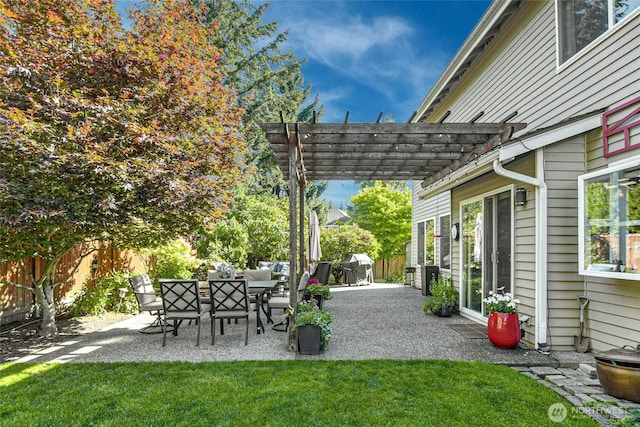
[298,15,413,66]
[272,2,449,120]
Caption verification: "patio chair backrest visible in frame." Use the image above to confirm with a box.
[209,279,250,314]
[310,262,332,285]
[159,279,203,316]
[297,271,310,302]
[241,268,271,282]
[129,274,157,307]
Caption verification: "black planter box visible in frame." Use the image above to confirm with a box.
[303,293,324,309]
[297,325,321,355]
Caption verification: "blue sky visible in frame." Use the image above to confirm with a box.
[255,0,491,207]
[115,0,492,207]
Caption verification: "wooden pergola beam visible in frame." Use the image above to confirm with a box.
[261,121,525,182]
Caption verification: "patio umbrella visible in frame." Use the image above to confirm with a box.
[309,211,322,263]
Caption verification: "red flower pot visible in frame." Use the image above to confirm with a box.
[487,312,520,349]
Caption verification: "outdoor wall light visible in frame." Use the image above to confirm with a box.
[91,257,99,274]
[515,187,527,206]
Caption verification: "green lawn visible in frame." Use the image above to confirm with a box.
[0,359,598,426]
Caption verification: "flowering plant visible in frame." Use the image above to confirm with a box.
[191,262,209,281]
[216,262,235,279]
[306,283,333,300]
[308,278,320,285]
[483,290,519,314]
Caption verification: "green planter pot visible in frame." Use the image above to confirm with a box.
[297,325,322,355]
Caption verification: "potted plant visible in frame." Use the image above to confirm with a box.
[292,300,333,354]
[216,262,236,279]
[423,275,457,317]
[305,279,333,309]
[483,290,520,349]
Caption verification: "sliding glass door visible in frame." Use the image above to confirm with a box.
[461,190,512,316]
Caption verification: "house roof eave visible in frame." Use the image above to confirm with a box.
[500,110,605,160]
[412,0,522,123]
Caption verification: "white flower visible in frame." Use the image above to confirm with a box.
[483,290,519,314]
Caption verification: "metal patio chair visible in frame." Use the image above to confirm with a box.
[129,274,166,334]
[209,279,251,345]
[159,279,210,347]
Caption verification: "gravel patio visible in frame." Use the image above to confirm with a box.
[8,283,594,366]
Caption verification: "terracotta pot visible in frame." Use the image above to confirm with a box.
[487,312,520,349]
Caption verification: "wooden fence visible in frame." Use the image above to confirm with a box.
[2,247,408,324]
[372,254,407,281]
[1,246,147,325]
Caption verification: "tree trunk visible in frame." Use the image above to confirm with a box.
[36,274,58,337]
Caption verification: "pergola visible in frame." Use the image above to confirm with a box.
[260,119,525,344]
[262,122,525,183]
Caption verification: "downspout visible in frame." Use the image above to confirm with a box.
[493,154,548,350]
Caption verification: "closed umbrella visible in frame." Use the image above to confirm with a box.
[309,211,322,263]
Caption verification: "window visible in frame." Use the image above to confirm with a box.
[558,0,640,64]
[416,219,435,265]
[439,215,451,270]
[579,156,640,280]
[417,221,425,265]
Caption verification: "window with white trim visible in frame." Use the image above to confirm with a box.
[439,214,451,270]
[579,156,640,280]
[416,219,435,265]
[558,0,640,64]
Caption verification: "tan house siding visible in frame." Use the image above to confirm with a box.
[413,0,640,350]
[544,137,588,349]
[411,185,451,290]
[586,285,640,349]
[429,2,640,132]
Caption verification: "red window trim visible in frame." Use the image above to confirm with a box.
[603,96,640,158]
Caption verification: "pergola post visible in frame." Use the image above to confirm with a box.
[287,131,298,350]
[299,178,305,275]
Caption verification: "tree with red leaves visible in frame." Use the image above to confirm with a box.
[0,0,245,336]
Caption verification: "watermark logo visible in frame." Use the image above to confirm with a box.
[548,403,568,423]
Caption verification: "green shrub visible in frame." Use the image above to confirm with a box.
[148,238,199,283]
[306,283,333,300]
[71,271,137,316]
[319,224,380,283]
[386,272,404,283]
[293,300,333,350]
[193,217,248,268]
[423,275,457,314]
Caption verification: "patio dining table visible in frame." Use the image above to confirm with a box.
[199,279,281,335]
[247,280,280,334]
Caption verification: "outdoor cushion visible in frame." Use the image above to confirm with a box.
[268,270,310,315]
[241,268,271,282]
